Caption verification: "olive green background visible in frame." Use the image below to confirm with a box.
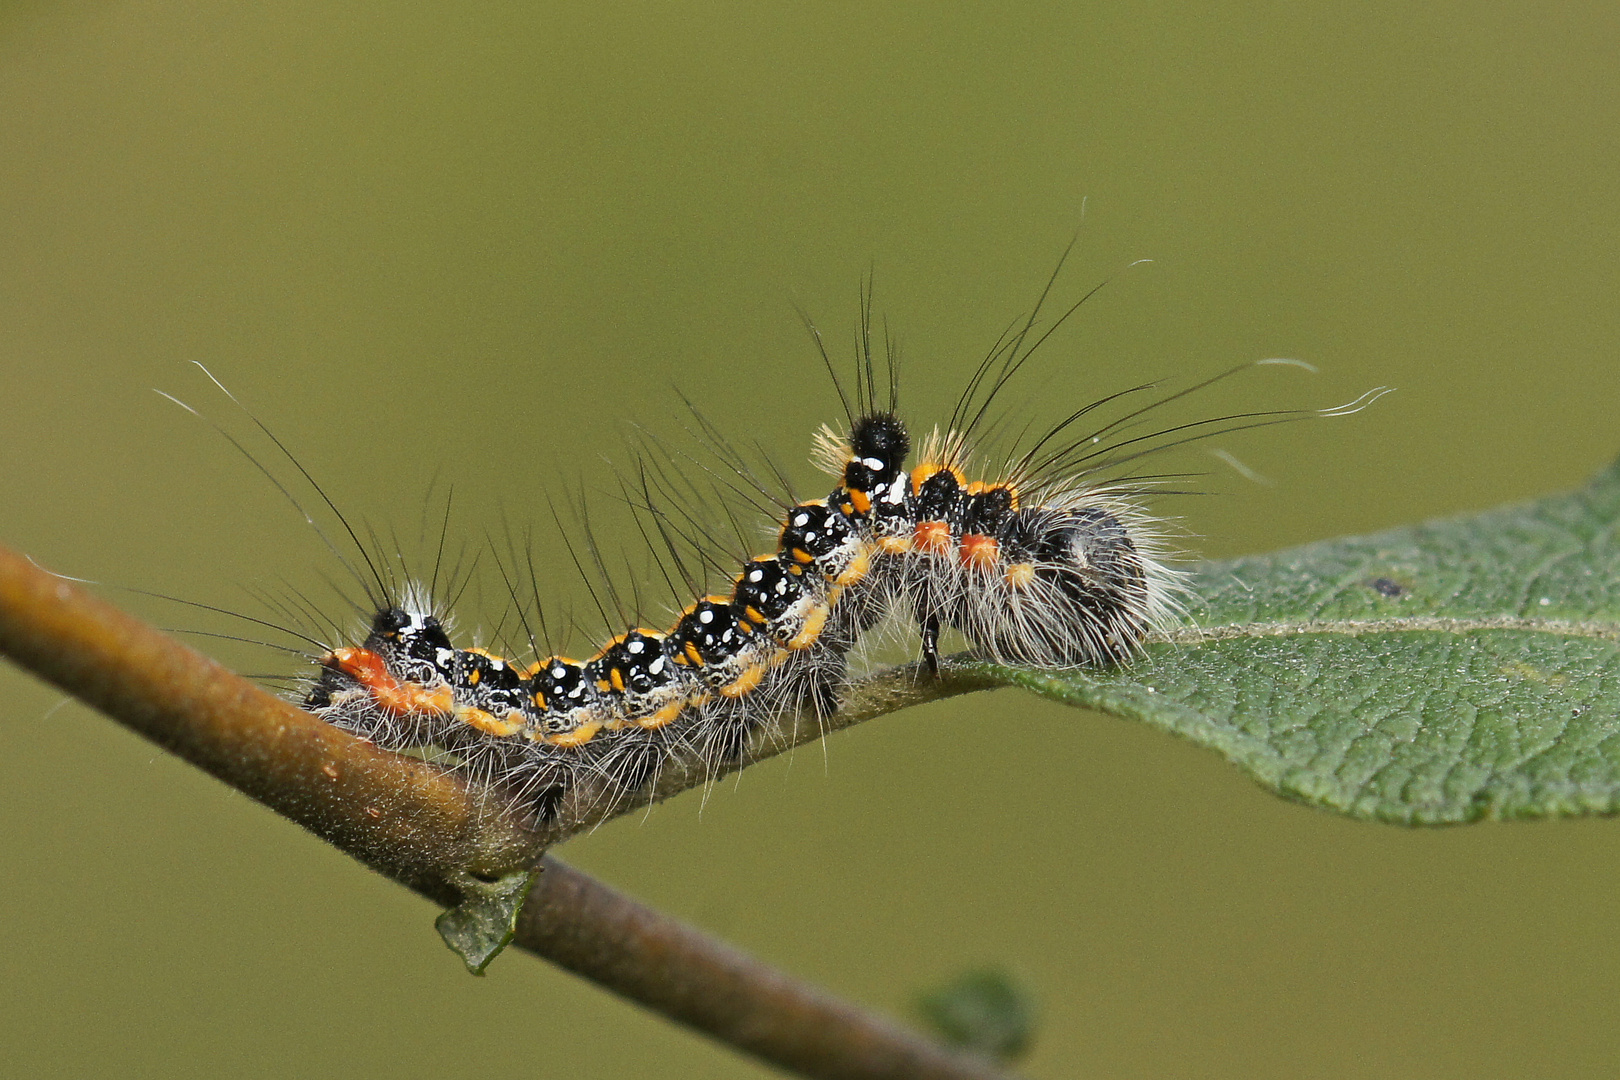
[4,3,1620,1077]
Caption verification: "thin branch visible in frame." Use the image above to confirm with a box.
[0,543,1012,1080]
[525,857,1017,1079]
[0,547,537,897]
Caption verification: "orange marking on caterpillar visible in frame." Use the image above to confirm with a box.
[547,720,603,748]
[848,488,872,515]
[914,520,951,553]
[1005,562,1037,589]
[456,705,524,737]
[960,533,999,570]
[787,603,829,650]
[636,699,688,730]
[720,661,767,698]
[322,646,390,690]
[395,682,455,716]
[831,543,873,586]
[321,647,454,717]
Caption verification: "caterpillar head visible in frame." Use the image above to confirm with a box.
[843,413,910,494]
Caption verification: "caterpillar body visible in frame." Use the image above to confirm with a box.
[269,278,1376,825]
[303,409,1178,820]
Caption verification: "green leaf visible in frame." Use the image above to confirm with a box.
[996,455,1620,825]
[435,869,537,975]
[916,969,1036,1063]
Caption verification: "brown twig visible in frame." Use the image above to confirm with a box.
[525,857,1015,1079]
[0,543,1012,1080]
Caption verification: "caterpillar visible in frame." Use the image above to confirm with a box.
[203,271,1380,827]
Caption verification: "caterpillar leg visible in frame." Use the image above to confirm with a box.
[919,610,942,677]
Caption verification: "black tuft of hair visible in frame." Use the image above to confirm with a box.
[844,413,910,491]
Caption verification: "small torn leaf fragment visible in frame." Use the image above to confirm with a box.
[435,868,538,975]
[917,968,1036,1063]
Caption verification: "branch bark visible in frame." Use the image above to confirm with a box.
[0,543,1013,1080]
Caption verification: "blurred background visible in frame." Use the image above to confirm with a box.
[4,3,1620,1077]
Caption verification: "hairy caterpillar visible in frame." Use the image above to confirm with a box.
[185,269,1381,827]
